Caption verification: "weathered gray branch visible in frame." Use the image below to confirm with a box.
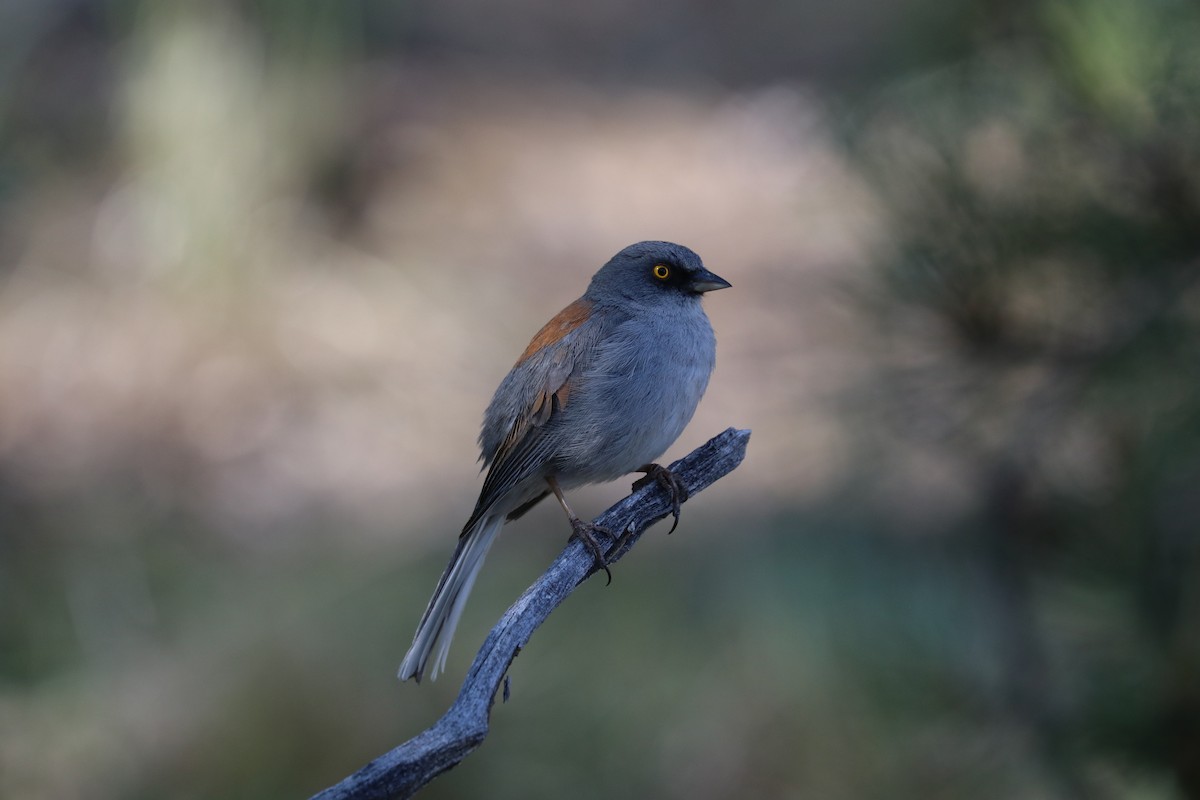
[308,427,751,800]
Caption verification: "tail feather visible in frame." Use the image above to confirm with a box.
[398,513,504,682]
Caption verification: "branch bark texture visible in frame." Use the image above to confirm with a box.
[309,427,751,800]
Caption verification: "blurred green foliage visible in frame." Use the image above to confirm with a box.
[2,1,1199,799]
[845,1,1200,795]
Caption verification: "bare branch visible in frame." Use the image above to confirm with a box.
[309,427,752,800]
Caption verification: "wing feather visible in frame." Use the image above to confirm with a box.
[462,297,599,534]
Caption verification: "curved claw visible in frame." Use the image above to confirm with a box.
[633,463,689,534]
[570,518,614,585]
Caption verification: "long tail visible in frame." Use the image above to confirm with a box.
[398,512,504,682]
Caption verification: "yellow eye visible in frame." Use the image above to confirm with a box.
[652,264,671,280]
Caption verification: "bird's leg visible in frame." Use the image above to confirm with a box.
[632,463,689,534]
[547,476,614,585]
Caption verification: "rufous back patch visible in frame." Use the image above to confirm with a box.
[516,297,592,364]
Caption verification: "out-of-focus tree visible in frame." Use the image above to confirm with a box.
[849,0,1200,794]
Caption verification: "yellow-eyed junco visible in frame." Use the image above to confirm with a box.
[398,241,729,682]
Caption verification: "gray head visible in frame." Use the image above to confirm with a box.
[586,241,730,307]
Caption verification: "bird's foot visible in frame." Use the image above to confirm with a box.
[633,463,689,534]
[570,517,614,585]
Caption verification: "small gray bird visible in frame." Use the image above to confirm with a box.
[398,241,729,682]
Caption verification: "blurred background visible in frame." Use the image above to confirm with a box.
[2,0,1199,798]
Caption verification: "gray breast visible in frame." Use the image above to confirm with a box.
[555,304,715,485]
